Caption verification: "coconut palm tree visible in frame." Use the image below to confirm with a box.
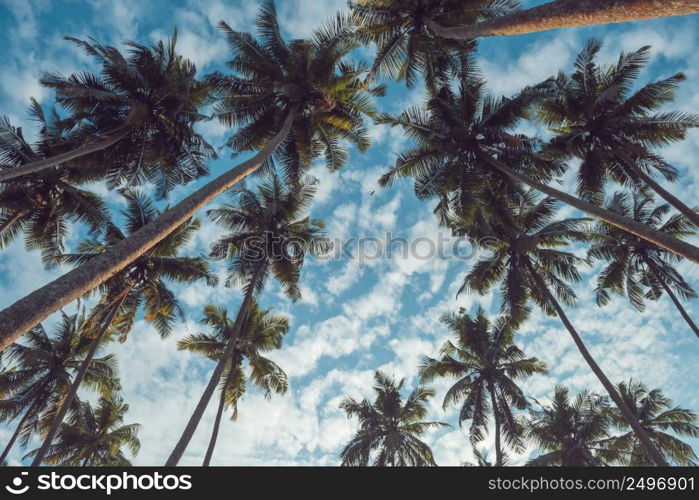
[588,192,698,339]
[0,103,108,264]
[458,193,669,465]
[26,394,140,466]
[0,0,380,352]
[378,62,556,225]
[166,174,329,465]
[0,311,118,464]
[419,307,547,465]
[608,380,698,465]
[30,192,217,466]
[208,1,382,184]
[525,386,616,466]
[419,0,699,40]
[177,303,289,465]
[536,39,699,226]
[0,31,215,192]
[350,0,517,88]
[377,62,699,263]
[340,371,447,466]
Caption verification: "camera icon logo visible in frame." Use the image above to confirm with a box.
[5,471,29,495]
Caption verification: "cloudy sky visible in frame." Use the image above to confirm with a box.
[1,0,698,466]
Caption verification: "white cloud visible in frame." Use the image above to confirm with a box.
[482,31,580,97]
[276,0,348,39]
[308,163,341,206]
[86,0,146,41]
[325,260,363,296]
[1,0,49,42]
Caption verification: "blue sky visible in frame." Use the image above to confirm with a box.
[1,0,698,466]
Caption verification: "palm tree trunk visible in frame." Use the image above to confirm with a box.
[30,289,128,466]
[645,259,699,339]
[483,154,699,263]
[0,126,132,182]
[486,380,503,466]
[165,265,264,466]
[202,353,239,466]
[526,262,669,466]
[423,0,699,40]
[0,388,48,463]
[0,110,297,353]
[0,413,27,464]
[659,281,699,339]
[617,150,699,228]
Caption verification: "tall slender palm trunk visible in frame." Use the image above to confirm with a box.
[0,126,132,182]
[0,411,29,464]
[0,110,297,353]
[487,380,503,466]
[423,0,699,40]
[483,154,699,263]
[617,150,699,228]
[645,259,699,339]
[0,382,49,463]
[31,290,128,466]
[526,262,669,466]
[165,265,265,466]
[658,280,699,339]
[202,353,239,466]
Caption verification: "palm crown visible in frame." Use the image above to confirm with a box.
[178,303,289,419]
[41,31,215,198]
[29,393,140,466]
[588,191,696,312]
[609,380,698,466]
[350,0,516,88]
[459,194,589,321]
[340,371,447,466]
[0,311,118,456]
[526,386,615,466]
[420,307,546,461]
[208,1,383,183]
[57,192,217,339]
[378,62,558,223]
[536,39,699,203]
[208,174,329,301]
[0,102,108,263]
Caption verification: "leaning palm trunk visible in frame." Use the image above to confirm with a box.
[0,410,29,464]
[483,155,699,263]
[526,263,669,466]
[30,289,129,466]
[202,353,239,466]
[617,151,699,229]
[644,258,699,339]
[165,265,264,466]
[0,126,132,182]
[423,0,699,40]
[0,110,296,352]
[0,380,49,463]
[487,380,503,466]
